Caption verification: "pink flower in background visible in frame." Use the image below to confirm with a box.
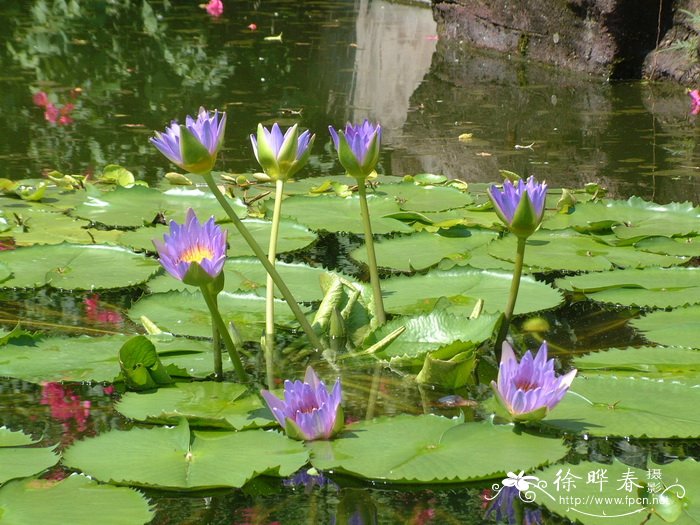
[205,0,223,17]
[33,89,78,126]
[689,89,700,115]
[44,103,60,124]
[33,91,49,107]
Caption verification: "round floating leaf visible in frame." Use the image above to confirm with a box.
[276,194,412,234]
[0,243,160,290]
[555,267,700,308]
[116,382,273,430]
[73,185,246,227]
[0,262,10,284]
[0,334,222,384]
[536,459,699,525]
[540,375,700,438]
[636,236,700,257]
[63,419,308,490]
[307,415,567,483]
[0,474,155,525]
[631,306,700,348]
[0,445,59,485]
[574,347,700,379]
[0,427,40,447]
[148,259,338,303]
[381,268,563,316]
[127,290,299,341]
[488,230,687,272]
[350,229,499,272]
[375,182,473,212]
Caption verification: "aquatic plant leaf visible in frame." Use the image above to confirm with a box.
[380,267,563,316]
[631,305,700,348]
[488,229,687,272]
[0,334,222,384]
[118,335,173,390]
[127,290,299,341]
[148,258,342,303]
[375,182,473,212]
[0,429,59,484]
[63,419,308,490]
[574,347,700,379]
[364,310,499,361]
[0,243,160,289]
[0,427,40,447]
[307,415,566,483]
[0,474,155,525]
[539,375,700,438]
[536,459,699,525]
[73,185,246,227]
[116,382,273,430]
[635,236,700,257]
[350,228,499,272]
[275,194,412,234]
[0,262,10,284]
[555,267,700,308]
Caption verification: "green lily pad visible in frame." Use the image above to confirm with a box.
[536,459,700,525]
[62,419,308,490]
[350,228,499,272]
[555,267,700,308]
[307,415,567,484]
[0,334,224,384]
[0,243,160,290]
[116,382,272,430]
[375,182,473,212]
[635,236,700,257]
[0,427,40,447]
[0,428,59,485]
[539,375,700,438]
[574,347,700,378]
[631,306,700,348]
[380,267,563,316]
[73,185,246,228]
[0,262,10,284]
[275,194,413,234]
[148,258,339,303]
[0,474,155,525]
[127,290,299,341]
[488,230,687,272]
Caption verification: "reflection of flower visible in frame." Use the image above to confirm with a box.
[488,176,547,239]
[40,383,91,433]
[328,120,381,180]
[84,293,123,325]
[152,208,227,286]
[689,89,700,115]
[491,341,577,421]
[150,107,226,174]
[205,0,223,17]
[484,486,543,524]
[250,123,314,181]
[32,90,77,126]
[283,467,336,493]
[261,366,343,441]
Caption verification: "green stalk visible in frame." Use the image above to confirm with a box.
[264,178,285,388]
[200,285,248,383]
[356,182,386,325]
[495,236,527,358]
[211,321,223,381]
[201,172,325,351]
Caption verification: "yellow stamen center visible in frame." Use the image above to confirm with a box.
[180,245,214,264]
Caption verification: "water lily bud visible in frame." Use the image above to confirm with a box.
[329,120,381,181]
[251,123,315,181]
[488,176,547,239]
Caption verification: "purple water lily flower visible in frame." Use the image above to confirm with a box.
[152,208,227,286]
[151,107,226,174]
[485,486,543,525]
[261,366,343,441]
[488,176,547,239]
[250,123,314,181]
[328,120,381,180]
[491,341,576,422]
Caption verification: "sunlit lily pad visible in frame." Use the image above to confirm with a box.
[73,185,246,227]
[0,243,160,290]
[631,306,700,348]
[116,382,273,430]
[380,268,563,316]
[539,375,700,438]
[0,427,40,447]
[0,474,155,525]
[63,419,308,490]
[0,428,59,485]
[635,236,700,257]
[555,267,700,308]
[536,459,699,525]
[307,415,567,483]
[0,262,10,284]
[574,347,700,378]
[276,194,413,234]
[375,182,473,212]
[350,228,499,272]
[127,290,299,341]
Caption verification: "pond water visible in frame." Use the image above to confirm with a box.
[1,1,699,524]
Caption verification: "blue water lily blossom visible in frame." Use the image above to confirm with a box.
[251,123,314,181]
[151,107,226,174]
[261,366,343,441]
[152,208,227,288]
[488,176,547,238]
[492,341,576,422]
[328,120,381,180]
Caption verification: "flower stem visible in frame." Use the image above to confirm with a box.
[200,285,248,383]
[495,236,527,359]
[264,178,285,388]
[357,181,386,325]
[201,172,325,351]
[211,320,223,381]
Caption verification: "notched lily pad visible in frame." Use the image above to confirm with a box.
[631,305,700,348]
[0,428,59,485]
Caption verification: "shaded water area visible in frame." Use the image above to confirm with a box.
[1,1,700,524]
